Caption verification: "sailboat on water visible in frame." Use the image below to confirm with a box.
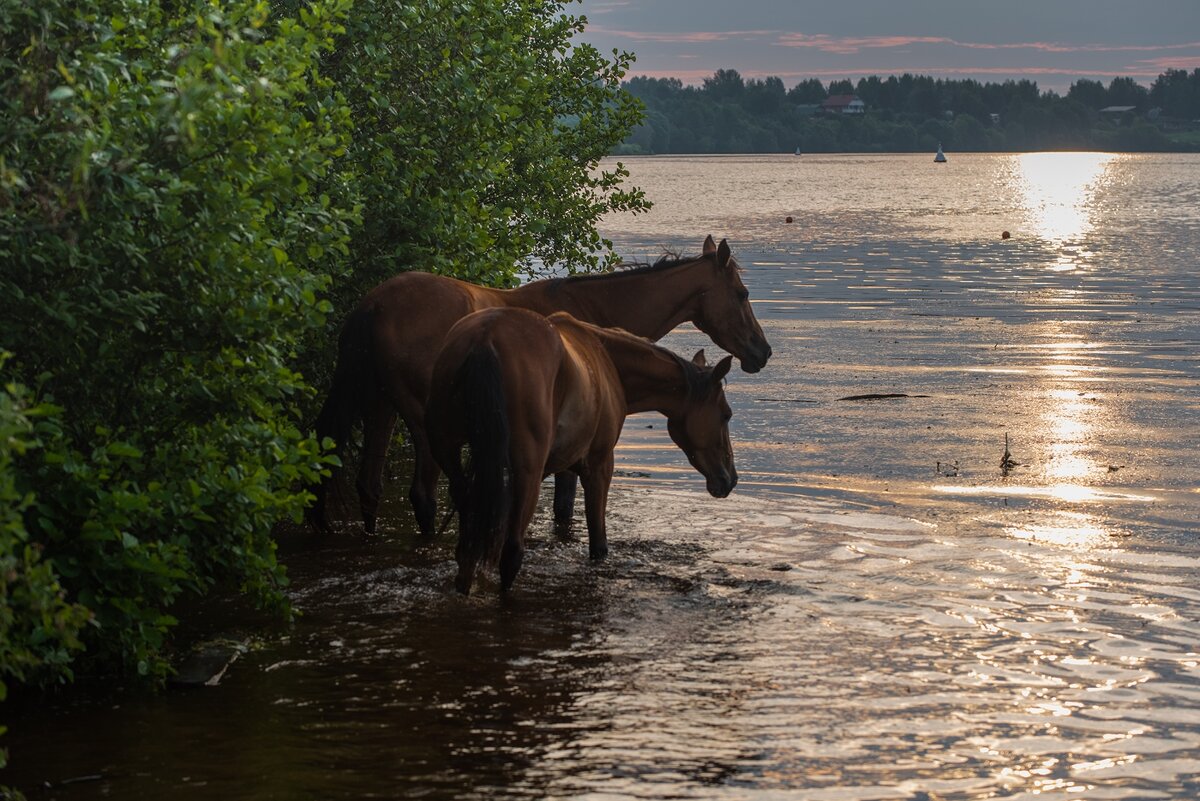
[934,143,947,163]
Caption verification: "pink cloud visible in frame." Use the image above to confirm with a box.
[588,26,776,44]
[774,33,1200,56]
[1130,56,1200,71]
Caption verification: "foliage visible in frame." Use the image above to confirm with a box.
[0,0,353,677]
[0,0,645,694]
[0,362,90,768]
[620,69,1200,154]
[313,0,647,299]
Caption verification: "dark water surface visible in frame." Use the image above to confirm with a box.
[7,154,1200,800]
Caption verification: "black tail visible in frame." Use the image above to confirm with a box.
[456,346,512,580]
[307,306,376,532]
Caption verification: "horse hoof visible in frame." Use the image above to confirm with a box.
[589,545,608,561]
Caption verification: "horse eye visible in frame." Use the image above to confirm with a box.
[736,290,749,301]
[721,411,732,423]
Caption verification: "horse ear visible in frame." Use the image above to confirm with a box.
[713,355,733,382]
[702,235,717,255]
[691,349,707,367]
[716,239,731,270]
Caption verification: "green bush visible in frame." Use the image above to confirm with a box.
[0,0,353,676]
[0,0,645,687]
[0,362,90,767]
[314,0,647,304]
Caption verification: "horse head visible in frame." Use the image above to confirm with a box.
[692,235,772,374]
[667,350,738,498]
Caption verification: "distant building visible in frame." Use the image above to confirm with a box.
[989,113,1001,125]
[1099,106,1136,115]
[821,95,865,115]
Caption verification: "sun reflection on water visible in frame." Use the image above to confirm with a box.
[1015,152,1120,270]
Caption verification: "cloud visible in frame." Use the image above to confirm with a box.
[581,1,631,14]
[774,33,1200,56]
[1130,56,1200,71]
[587,26,775,44]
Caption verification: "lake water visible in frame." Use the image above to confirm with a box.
[8,153,1200,800]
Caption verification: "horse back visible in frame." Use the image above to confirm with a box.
[428,308,562,446]
[360,272,513,401]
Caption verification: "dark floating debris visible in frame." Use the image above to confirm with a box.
[837,393,929,401]
[1000,433,1019,475]
[1002,230,1011,239]
[756,397,819,404]
[936,460,960,477]
[169,639,248,687]
[1108,464,1125,473]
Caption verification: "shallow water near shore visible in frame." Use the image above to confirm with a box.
[7,153,1200,799]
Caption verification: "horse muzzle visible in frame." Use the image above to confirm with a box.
[739,339,772,374]
[706,467,738,499]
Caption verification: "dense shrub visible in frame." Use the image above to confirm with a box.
[0,0,355,677]
[0,363,90,767]
[314,0,647,309]
[0,0,644,689]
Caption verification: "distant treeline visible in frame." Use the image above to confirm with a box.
[619,69,1200,154]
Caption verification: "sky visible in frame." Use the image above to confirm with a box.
[574,0,1200,94]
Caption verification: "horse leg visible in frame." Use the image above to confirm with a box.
[407,424,442,537]
[499,467,542,592]
[580,455,614,561]
[356,396,396,535]
[455,530,479,596]
[552,471,578,531]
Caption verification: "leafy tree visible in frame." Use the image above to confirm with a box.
[1,0,352,676]
[745,77,786,114]
[1068,79,1108,109]
[1107,76,1149,109]
[703,68,746,102]
[788,78,826,104]
[1150,69,1200,119]
[314,0,647,295]
[0,362,90,767]
[827,79,855,96]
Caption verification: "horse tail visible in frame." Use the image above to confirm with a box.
[457,345,512,573]
[308,305,376,532]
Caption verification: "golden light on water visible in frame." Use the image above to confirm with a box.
[1016,152,1119,270]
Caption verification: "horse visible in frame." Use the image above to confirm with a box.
[310,235,766,536]
[424,308,736,594]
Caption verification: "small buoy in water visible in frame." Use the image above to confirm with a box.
[785,216,794,224]
[1001,230,1011,239]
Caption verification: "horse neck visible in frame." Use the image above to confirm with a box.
[594,330,690,416]
[515,258,713,341]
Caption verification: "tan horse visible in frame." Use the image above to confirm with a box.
[425,308,736,594]
[311,236,766,535]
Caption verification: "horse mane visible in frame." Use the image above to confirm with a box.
[548,252,711,285]
[586,321,712,397]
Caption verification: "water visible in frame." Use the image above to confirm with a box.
[7,154,1200,800]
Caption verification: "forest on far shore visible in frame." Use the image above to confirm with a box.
[618,69,1200,154]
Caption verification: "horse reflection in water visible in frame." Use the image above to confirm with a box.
[310,236,768,537]
[426,308,737,594]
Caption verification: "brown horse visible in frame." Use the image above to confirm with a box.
[425,308,736,594]
[311,236,766,535]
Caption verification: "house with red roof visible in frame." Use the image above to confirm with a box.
[821,95,866,115]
